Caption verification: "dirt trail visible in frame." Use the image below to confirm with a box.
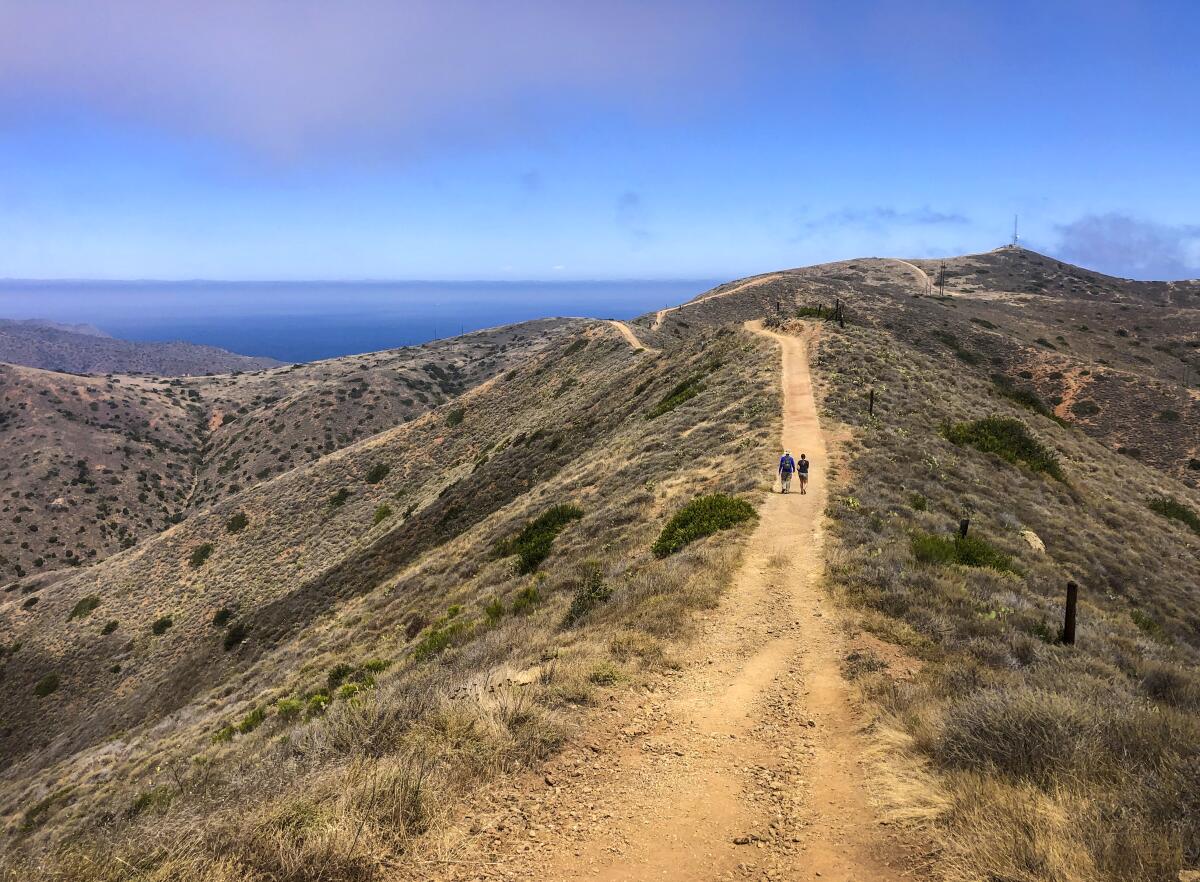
[417,321,904,882]
[889,258,931,291]
[650,274,787,330]
[606,320,657,353]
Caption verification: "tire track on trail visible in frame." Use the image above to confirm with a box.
[412,320,906,882]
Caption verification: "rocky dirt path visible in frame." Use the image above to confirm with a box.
[410,320,905,882]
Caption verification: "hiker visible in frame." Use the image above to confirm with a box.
[778,450,796,493]
[797,453,810,494]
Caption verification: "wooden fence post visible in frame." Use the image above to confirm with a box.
[868,388,875,416]
[958,518,970,538]
[1062,581,1078,645]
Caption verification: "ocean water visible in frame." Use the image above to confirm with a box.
[0,279,716,363]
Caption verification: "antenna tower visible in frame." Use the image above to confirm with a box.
[1012,215,1019,247]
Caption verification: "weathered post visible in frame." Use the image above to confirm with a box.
[1062,581,1078,645]
[958,518,970,538]
[868,388,875,416]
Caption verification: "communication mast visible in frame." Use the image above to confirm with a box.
[1012,215,1019,247]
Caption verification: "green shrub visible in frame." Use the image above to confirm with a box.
[1147,496,1200,535]
[68,594,101,621]
[188,543,214,568]
[362,658,392,673]
[942,417,1064,480]
[275,697,304,722]
[327,662,355,691]
[563,561,612,626]
[511,584,542,615]
[225,512,249,534]
[910,532,1012,571]
[652,494,756,557]
[445,408,465,427]
[305,691,331,718]
[646,375,705,419]
[908,493,927,511]
[212,606,232,627]
[563,338,587,355]
[128,785,174,817]
[236,706,265,734]
[34,674,60,697]
[495,504,583,574]
[329,488,352,507]
[211,725,235,743]
[100,620,119,635]
[990,374,1063,424]
[373,504,393,525]
[1130,608,1164,638]
[223,622,248,649]
[483,597,505,624]
[151,616,173,635]
[365,463,391,484]
[412,618,469,661]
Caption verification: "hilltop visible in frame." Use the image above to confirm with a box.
[1,246,1197,882]
[0,318,282,375]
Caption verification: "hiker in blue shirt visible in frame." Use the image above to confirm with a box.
[778,450,796,493]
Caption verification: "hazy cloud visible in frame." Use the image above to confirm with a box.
[0,1,750,161]
[1053,213,1200,280]
[792,206,969,240]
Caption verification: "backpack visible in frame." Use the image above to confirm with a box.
[798,458,810,475]
[780,455,795,474]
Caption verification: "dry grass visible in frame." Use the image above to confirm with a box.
[812,320,1200,879]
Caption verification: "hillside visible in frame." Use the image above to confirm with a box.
[2,247,1198,882]
[0,319,283,375]
[0,321,575,583]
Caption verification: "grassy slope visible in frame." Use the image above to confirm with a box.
[811,318,1200,880]
[0,320,777,878]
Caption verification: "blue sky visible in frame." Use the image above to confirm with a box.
[2,0,1198,281]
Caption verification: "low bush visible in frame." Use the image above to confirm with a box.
[68,594,101,621]
[990,373,1063,424]
[910,532,1012,571]
[445,408,465,427]
[652,494,756,557]
[373,504,393,525]
[223,622,248,649]
[411,618,469,661]
[275,697,304,722]
[1148,495,1200,535]
[495,504,583,574]
[151,616,173,635]
[563,561,612,626]
[646,375,705,419]
[329,488,352,507]
[33,674,59,697]
[225,512,249,534]
[211,606,232,627]
[100,620,119,635]
[510,583,542,615]
[235,706,265,735]
[188,543,214,568]
[365,463,391,484]
[943,417,1064,480]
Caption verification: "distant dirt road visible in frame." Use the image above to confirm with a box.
[606,320,656,353]
[422,321,904,882]
[890,258,931,291]
[650,273,788,330]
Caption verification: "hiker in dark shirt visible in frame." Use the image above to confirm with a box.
[778,450,796,493]
[796,453,810,494]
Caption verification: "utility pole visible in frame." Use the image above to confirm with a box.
[938,260,946,297]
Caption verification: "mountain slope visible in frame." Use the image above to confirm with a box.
[0,320,576,583]
[0,319,282,375]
